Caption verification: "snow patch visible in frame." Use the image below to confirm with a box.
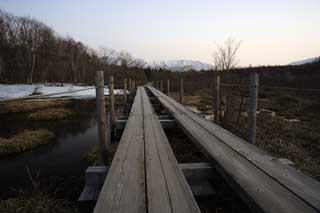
[0,84,127,100]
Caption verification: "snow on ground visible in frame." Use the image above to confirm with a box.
[0,84,127,100]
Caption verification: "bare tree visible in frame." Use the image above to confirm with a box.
[118,51,136,68]
[99,46,119,65]
[213,37,242,71]
[131,58,146,68]
[17,17,45,84]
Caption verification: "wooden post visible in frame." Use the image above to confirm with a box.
[180,77,184,104]
[248,72,259,144]
[95,71,108,165]
[167,79,170,96]
[214,72,221,124]
[124,78,127,104]
[156,80,159,89]
[109,75,115,139]
[129,79,132,97]
[132,80,135,94]
[160,80,163,91]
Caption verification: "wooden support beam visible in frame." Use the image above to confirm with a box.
[160,80,163,91]
[180,77,184,104]
[214,72,220,124]
[158,115,173,120]
[95,71,108,165]
[132,80,135,93]
[79,163,215,202]
[248,72,259,144]
[129,79,132,96]
[124,78,127,105]
[167,79,170,96]
[109,75,115,138]
[180,162,214,182]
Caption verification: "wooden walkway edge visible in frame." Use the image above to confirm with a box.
[147,86,320,213]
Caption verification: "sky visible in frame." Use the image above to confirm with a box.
[0,0,319,66]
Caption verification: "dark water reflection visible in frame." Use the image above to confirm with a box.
[0,106,98,198]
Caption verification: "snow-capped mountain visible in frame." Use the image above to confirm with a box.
[146,60,213,72]
[290,56,320,65]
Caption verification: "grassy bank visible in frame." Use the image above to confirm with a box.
[0,100,72,114]
[0,129,55,157]
[28,108,78,121]
[0,192,79,213]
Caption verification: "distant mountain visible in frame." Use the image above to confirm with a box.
[146,60,213,72]
[290,56,320,65]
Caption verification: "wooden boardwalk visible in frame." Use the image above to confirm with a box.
[93,85,320,213]
[94,87,200,213]
[147,86,320,213]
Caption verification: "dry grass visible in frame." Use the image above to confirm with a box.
[0,129,55,157]
[256,114,320,178]
[0,192,79,213]
[28,108,78,121]
[0,100,72,114]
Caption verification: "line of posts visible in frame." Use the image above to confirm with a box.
[151,73,259,145]
[95,71,139,165]
[213,72,259,144]
[96,71,259,164]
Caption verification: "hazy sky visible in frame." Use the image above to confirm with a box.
[0,0,319,66]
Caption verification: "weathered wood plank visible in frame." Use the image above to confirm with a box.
[141,88,200,213]
[94,87,146,213]
[147,86,320,213]
[115,119,176,130]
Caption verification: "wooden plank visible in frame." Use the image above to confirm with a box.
[94,87,146,213]
[151,87,320,210]
[115,119,176,130]
[147,86,320,213]
[141,88,200,213]
[80,163,215,202]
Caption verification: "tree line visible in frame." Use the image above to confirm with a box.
[0,10,159,85]
[1,10,319,91]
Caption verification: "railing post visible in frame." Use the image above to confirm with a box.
[214,72,221,124]
[248,72,259,144]
[160,80,163,91]
[132,80,135,94]
[129,78,132,97]
[180,77,184,104]
[124,78,127,104]
[167,79,170,96]
[109,75,115,140]
[156,80,159,89]
[95,71,108,165]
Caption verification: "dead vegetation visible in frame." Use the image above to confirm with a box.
[0,192,79,213]
[28,108,78,121]
[0,129,55,157]
[0,99,72,114]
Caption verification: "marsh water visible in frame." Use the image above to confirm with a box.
[0,102,98,199]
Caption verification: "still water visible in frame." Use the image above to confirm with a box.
[0,105,98,198]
